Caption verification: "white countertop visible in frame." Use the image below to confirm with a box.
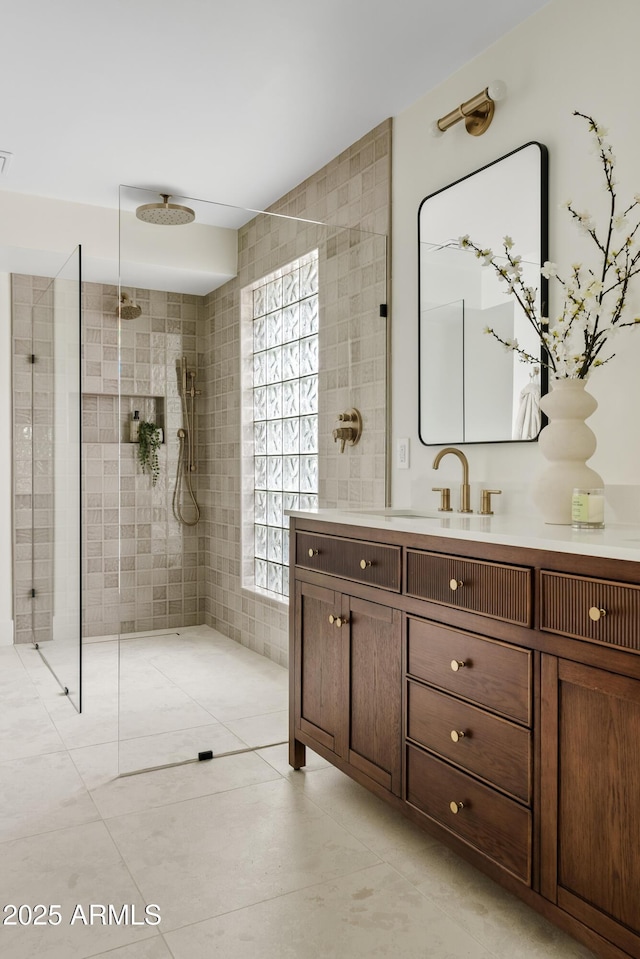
[286,508,640,563]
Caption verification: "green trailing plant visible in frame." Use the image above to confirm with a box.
[137,420,161,486]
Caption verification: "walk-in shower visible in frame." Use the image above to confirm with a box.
[173,355,201,527]
[114,182,389,777]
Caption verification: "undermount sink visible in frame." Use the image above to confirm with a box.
[353,508,442,519]
[353,507,490,522]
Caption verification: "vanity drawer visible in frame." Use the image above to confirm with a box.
[407,681,531,803]
[406,549,532,626]
[407,617,531,725]
[406,744,531,883]
[540,571,640,653]
[295,531,401,591]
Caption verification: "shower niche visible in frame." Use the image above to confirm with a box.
[121,395,165,444]
[81,394,166,445]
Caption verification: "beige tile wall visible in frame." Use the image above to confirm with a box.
[11,120,391,663]
[12,277,202,641]
[198,120,392,667]
[11,274,55,645]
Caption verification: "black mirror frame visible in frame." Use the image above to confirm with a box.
[417,140,549,446]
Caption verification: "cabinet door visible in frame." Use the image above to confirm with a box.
[347,596,402,795]
[294,580,346,757]
[542,656,640,953]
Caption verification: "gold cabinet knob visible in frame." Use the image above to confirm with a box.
[588,606,607,622]
[449,801,464,814]
[449,578,463,591]
[329,614,348,628]
[450,729,466,743]
[360,559,372,570]
[308,548,319,558]
[450,659,467,672]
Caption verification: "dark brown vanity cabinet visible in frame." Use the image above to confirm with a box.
[292,577,403,796]
[290,516,640,959]
[405,617,533,883]
[541,657,640,957]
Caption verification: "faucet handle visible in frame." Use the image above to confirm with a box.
[432,487,453,512]
[478,489,502,515]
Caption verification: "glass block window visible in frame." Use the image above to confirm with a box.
[250,251,319,599]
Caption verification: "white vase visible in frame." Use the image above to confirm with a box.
[531,378,603,525]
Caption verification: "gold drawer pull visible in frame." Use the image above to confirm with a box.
[588,606,607,622]
[360,559,372,569]
[449,578,463,591]
[450,659,467,672]
[449,801,464,815]
[308,548,319,557]
[450,729,466,742]
[328,614,348,628]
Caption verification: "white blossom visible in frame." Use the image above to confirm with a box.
[455,113,640,379]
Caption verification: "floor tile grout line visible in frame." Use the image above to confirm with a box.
[99,811,181,959]
[96,762,290,822]
[157,860,392,939]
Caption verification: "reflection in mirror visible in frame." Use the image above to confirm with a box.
[418,142,548,445]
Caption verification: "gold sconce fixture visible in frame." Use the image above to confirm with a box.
[430,80,507,138]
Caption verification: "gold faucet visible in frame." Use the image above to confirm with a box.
[432,447,472,513]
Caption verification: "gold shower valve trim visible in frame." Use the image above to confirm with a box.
[333,408,363,453]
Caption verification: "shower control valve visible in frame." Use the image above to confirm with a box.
[333,408,363,453]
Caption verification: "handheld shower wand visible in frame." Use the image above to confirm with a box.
[172,356,201,527]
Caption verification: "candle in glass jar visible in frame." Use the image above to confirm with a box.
[572,488,605,529]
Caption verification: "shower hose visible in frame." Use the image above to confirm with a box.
[172,428,200,526]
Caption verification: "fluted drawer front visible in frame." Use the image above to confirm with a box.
[540,571,640,652]
[407,681,531,803]
[407,617,531,725]
[296,532,401,591]
[406,745,531,884]
[406,549,531,626]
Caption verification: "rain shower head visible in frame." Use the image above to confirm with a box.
[136,193,195,226]
[118,292,142,320]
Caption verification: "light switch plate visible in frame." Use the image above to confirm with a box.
[397,438,409,469]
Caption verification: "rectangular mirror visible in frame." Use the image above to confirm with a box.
[418,141,548,445]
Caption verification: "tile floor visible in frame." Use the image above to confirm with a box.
[0,625,595,958]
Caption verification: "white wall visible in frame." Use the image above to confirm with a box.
[392,0,640,519]
[0,192,238,293]
[0,274,13,643]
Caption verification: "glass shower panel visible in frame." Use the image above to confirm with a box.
[117,188,388,775]
[31,246,83,712]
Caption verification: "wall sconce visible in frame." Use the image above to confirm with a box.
[429,80,507,138]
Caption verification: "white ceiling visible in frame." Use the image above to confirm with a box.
[1,0,551,214]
